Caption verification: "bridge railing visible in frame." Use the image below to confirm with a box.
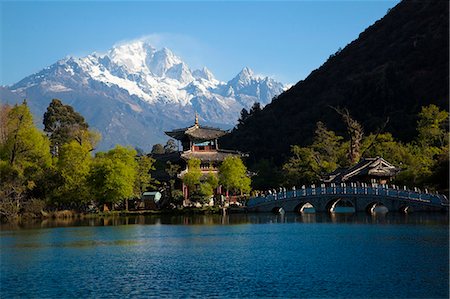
[247,184,448,207]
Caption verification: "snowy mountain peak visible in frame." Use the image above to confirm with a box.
[147,47,183,77]
[108,41,155,74]
[6,41,287,150]
[193,67,215,81]
[240,66,254,77]
[228,66,256,88]
[166,62,194,83]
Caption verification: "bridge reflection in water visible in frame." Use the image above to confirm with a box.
[247,183,449,214]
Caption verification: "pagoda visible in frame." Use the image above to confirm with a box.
[163,114,244,202]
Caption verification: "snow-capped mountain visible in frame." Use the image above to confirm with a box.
[1,40,286,150]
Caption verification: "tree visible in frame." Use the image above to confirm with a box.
[0,104,11,145]
[164,139,177,153]
[361,133,409,166]
[237,108,250,128]
[417,104,448,147]
[151,143,165,154]
[206,172,219,190]
[134,155,156,196]
[250,158,282,190]
[311,121,345,173]
[182,158,202,191]
[197,172,220,203]
[249,102,262,115]
[332,107,364,164]
[282,146,320,187]
[43,99,89,155]
[429,147,449,192]
[394,105,449,189]
[282,122,346,187]
[74,129,101,151]
[1,101,51,168]
[219,156,251,195]
[88,146,138,209]
[0,101,51,219]
[166,161,181,199]
[394,144,440,187]
[53,140,93,208]
[181,158,203,202]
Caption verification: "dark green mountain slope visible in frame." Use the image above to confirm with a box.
[222,0,449,165]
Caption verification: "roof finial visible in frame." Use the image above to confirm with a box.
[195,112,199,126]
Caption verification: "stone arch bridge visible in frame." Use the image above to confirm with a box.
[247,184,449,214]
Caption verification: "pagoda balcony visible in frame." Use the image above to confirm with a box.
[193,145,215,152]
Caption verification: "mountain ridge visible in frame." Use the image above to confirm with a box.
[222,0,449,165]
[1,40,286,150]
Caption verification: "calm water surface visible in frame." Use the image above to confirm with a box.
[1,213,448,298]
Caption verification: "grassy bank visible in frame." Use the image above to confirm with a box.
[1,206,228,224]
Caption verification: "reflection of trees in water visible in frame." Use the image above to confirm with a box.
[1,212,447,230]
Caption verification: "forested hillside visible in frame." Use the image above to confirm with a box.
[222,0,449,165]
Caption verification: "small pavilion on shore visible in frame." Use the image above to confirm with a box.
[323,157,401,185]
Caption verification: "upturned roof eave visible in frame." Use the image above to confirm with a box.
[165,124,229,141]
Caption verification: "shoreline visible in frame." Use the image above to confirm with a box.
[1,206,249,224]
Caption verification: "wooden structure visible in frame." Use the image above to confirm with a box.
[324,157,400,184]
[136,191,162,210]
[161,114,244,203]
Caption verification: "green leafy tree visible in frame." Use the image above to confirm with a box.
[196,172,219,203]
[250,158,283,190]
[197,183,213,202]
[89,146,138,209]
[0,101,52,219]
[181,158,203,202]
[394,144,440,187]
[182,158,202,190]
[43,99,89,155]
[206,172,219,190]
[311,121,345,173]
[166,161,180,186]
[53,140,93,208]
[417,104,448,147]
[1,101,51,168]
[134,155,156,196]
[362,133,410,166]
[219,156,251,195]
[73,128,101,150]
[282,146,319,186]
[395,105,449,189]
[282,122,346,186]
[171,189,184,206]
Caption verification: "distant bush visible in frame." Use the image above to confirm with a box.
[22,199,46,217]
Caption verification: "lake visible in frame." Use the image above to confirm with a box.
[1,213,448,298]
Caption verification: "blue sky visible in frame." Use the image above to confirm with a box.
[0,0,398,86]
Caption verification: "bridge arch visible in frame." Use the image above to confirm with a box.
[326,198,355,214]
[366,202,389,214]
[271,207,285,214]
[399,205,414,214]
[294,202,316,214]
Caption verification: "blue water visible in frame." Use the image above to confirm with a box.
[1,213,448,298]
